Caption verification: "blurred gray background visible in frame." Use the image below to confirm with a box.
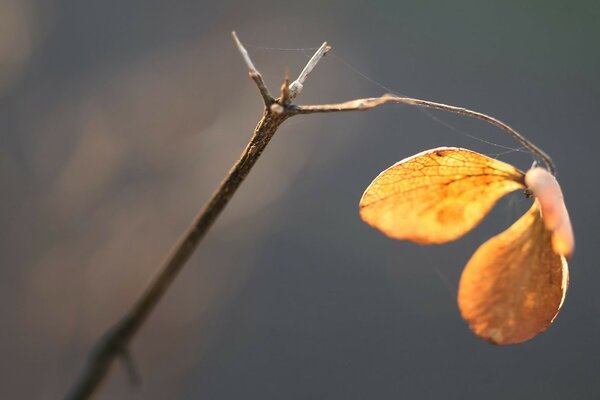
[1,0,599,398]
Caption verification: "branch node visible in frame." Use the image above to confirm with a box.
[270,103,284,114]
[290,81,303,95]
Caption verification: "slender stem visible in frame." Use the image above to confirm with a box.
[292,95,556,174]
[65,110,289,400]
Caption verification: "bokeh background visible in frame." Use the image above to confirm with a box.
[2,0,599,398]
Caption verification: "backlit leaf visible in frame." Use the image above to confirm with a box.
[359,147,525,244]
[457,203,569,344]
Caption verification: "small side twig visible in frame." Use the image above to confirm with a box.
[289,41,330,100]
[120,348,141,387]
[67,32,555,400]
[291,95,556,174]
[232,31,274,106]
[279,69,291,105]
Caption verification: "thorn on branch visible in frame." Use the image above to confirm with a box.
[280,68,291,105]
[119,348,142,387]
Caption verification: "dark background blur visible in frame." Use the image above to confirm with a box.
[2,0,599,399]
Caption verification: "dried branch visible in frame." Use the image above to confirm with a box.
[65,33,325,400]
[291,95,556,174]
[66,32,554,400]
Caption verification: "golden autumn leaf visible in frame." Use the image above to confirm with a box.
[359,147,525,243]
[457,203,568,344]
[360,147,574,344]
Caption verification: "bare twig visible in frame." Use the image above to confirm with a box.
[232,31,274,106]
[289,41,330,100]
[67,32,555,400]
[65,33,325,400]
[291,95,556,174]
